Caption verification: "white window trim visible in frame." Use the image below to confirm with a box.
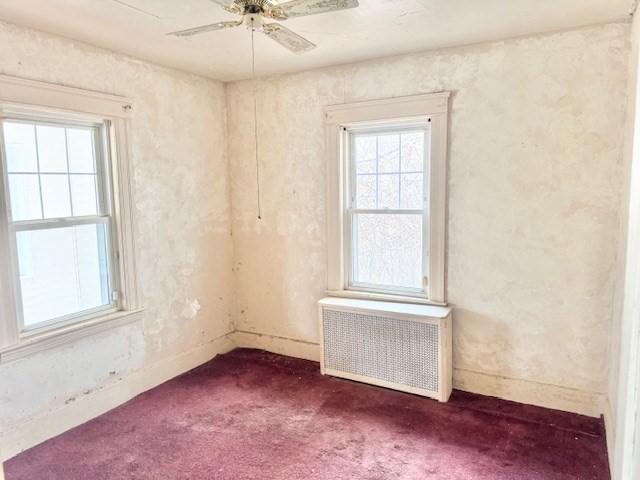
[0,74,142,362]
[324,92,450,306]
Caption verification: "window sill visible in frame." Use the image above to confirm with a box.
[320,296,452,320]
[0,308,144,364]
[326,289,448,308]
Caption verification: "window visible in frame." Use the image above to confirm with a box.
[325,93,449,304]
[2,119,115,330]
[0,74,141,360]
[347,125,428,294]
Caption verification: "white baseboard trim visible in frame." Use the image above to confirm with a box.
[1,332,235,463]
[1,328,606,474]
[603,396,616,473]
[231,330,320,361]
[231,330,604,418]
[453,368,604,418]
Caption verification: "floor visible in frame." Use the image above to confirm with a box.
[5,349,610,480]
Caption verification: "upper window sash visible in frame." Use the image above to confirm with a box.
[0,118,112,224]
[346,122,429,214]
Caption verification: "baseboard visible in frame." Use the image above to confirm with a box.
[1,328,605,468]
[231,330,603,418]
[603,396,616,475]
[1,332,235,462]
[453,368,604,418]
[231,330,320,361]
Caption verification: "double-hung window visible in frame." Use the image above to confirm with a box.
[325,93,449,304]
[2,118,115,329]
[347,124,428,295]
[0,74,141,359]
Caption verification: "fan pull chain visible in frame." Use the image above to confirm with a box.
[251,22,262,220]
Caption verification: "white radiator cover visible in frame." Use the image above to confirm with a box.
[319,297,452,402]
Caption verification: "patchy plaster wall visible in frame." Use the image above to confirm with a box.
[226,23,630,416]
[0,18,631,464]
[607,10,640,479]
[0,20,234,457]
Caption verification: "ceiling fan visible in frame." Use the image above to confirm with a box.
[167,0,360,53]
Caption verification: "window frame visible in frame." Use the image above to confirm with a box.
[345,121,430,297]
[324,93,449,305]
[0,74,142,361]
[1,115,121,334]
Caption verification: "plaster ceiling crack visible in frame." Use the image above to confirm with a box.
[397,9,424,18]
[111,0,165,20]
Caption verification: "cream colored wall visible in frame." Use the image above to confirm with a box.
[0,21,234,458]
[607,9,640,479]
[227,23,630,417]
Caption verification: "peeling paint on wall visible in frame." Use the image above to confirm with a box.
[0,19,234,439]
[182,298,202,319]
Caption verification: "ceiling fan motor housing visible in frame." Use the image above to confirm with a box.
[234,0,288,20]
[235,0,272,13]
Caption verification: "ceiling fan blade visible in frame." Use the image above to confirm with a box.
[274,0,358,18]
[262,23,316,53]
[167,20,242,37]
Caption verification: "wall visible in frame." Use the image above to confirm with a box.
[0,18,632,467]
[607,8,640,480]
[227,23,630,417]
[0,21,234,459]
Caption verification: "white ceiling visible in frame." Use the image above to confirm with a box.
[0,0,632,82]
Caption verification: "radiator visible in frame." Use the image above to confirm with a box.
[319,297,452,402]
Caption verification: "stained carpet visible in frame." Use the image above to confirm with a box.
[5,348,610,479]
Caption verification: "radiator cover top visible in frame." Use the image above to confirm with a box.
[319,298,452,402]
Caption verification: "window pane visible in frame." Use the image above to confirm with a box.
[67,128,95,173]
[356,174,376,209]
[17,224,111,328]
[401,131,425,172]
[70,175,98,216]
[3,122,38,172]
[352,213,422,289]
[378,174,399,209]
[36,125,67,173]
[351,129,427,211]
[8,174,42,221]
[378,134,400,173]
[41,174,71,218]
[400,173,423,209]
[354,136,376,174]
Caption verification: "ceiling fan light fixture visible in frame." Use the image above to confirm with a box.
[244,13,265,30]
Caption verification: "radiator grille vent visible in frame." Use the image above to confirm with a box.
[323,308,439,392]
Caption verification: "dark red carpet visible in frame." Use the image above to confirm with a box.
[5,349,610,479]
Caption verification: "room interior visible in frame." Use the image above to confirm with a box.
[0,0,639,479]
